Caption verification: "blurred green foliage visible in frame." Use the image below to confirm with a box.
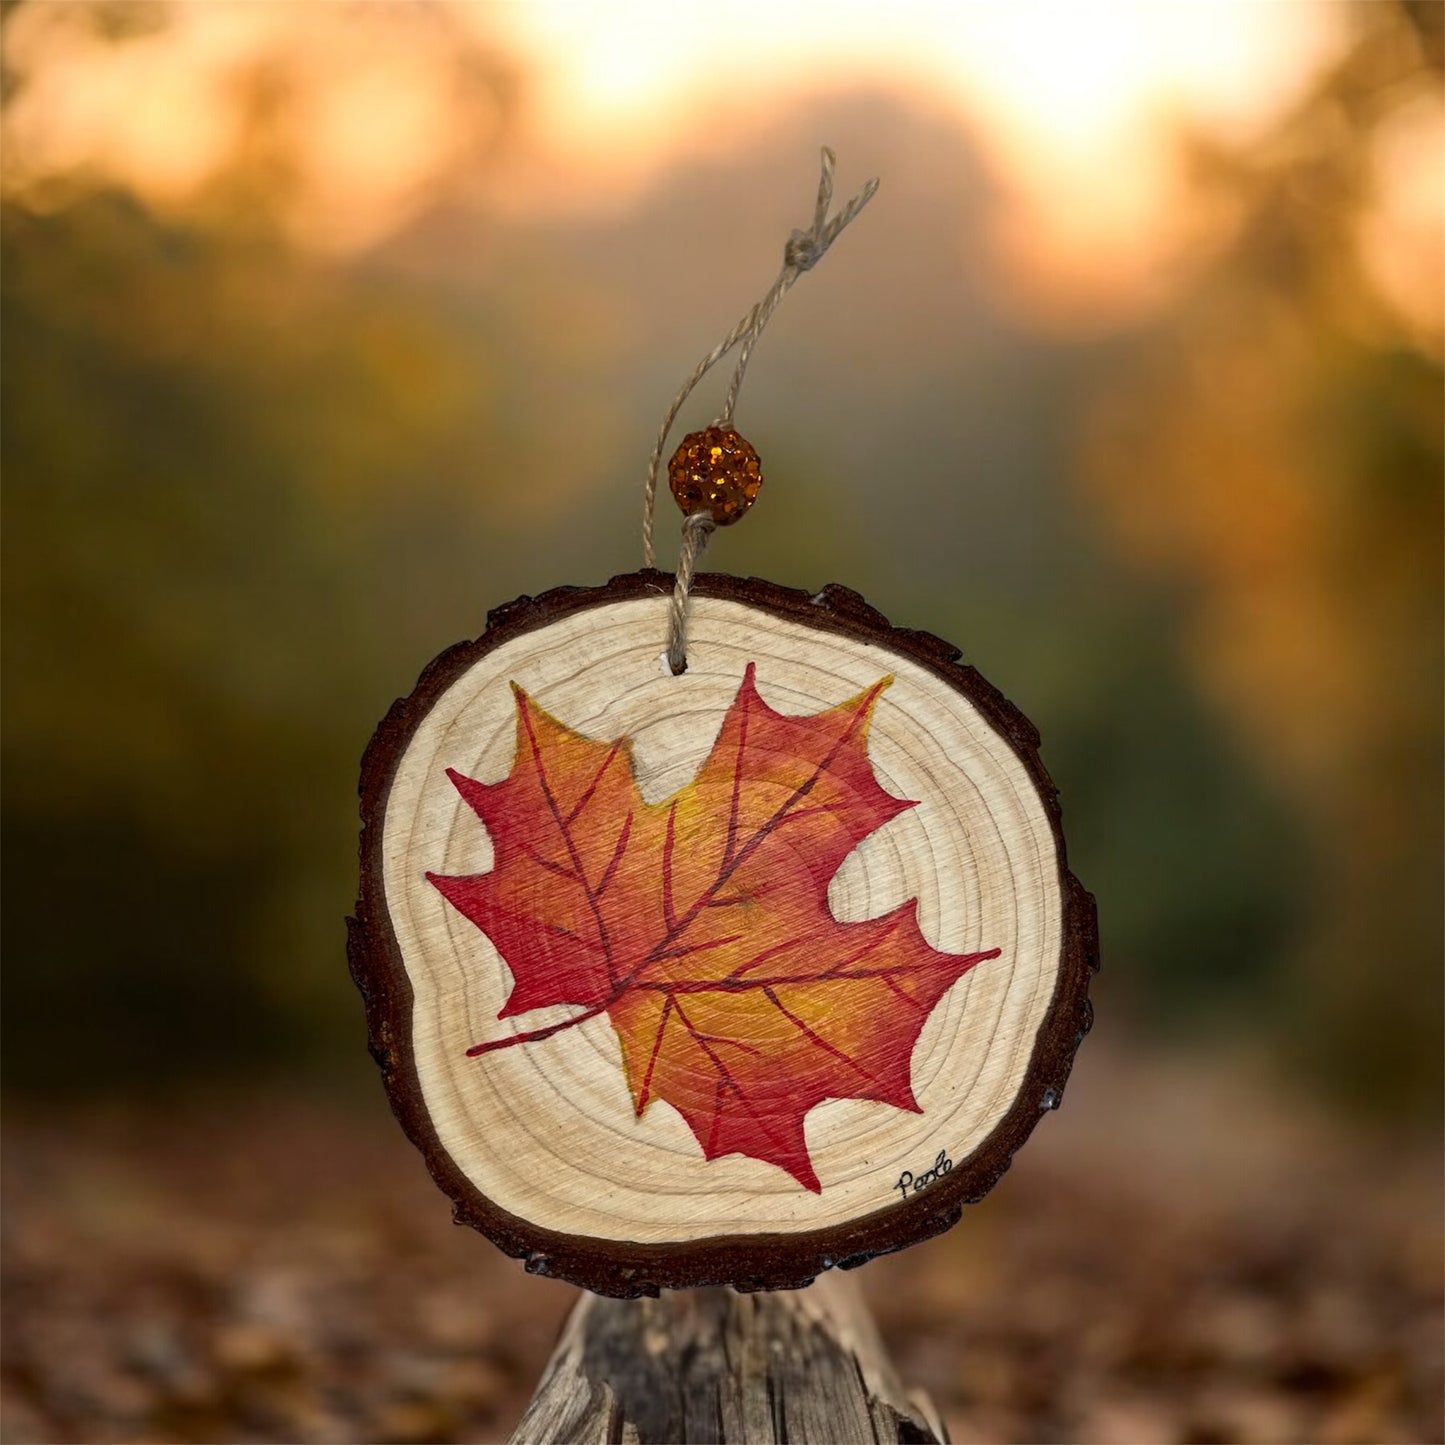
[2,186,535,1082]
[1082,12,1444,1109]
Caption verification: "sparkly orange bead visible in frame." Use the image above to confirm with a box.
[668,426,763,526]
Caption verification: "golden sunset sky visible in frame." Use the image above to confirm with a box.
[5,1,1437,334]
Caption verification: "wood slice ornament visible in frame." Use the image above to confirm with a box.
[349,151,1097,1298]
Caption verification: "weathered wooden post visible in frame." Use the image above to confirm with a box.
[509,1274,946,1444]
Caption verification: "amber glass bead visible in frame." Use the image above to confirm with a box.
[668,426,763,526]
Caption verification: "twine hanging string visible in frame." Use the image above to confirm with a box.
[642,148,879,673]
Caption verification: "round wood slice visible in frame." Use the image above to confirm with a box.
[349,570,1097,1297]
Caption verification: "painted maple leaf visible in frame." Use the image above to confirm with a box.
[428,663,999,1193]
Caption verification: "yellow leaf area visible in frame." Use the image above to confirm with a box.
[429,663,999,1192]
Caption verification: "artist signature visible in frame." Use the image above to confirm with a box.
[894,1148,953,1202]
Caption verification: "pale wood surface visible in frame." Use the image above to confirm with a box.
[508,1274,946,1445]
[380,596,1061,1246]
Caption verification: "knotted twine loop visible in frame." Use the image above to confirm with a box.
[642,147,879,674]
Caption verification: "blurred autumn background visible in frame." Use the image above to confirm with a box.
[2,1,1441,1442]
